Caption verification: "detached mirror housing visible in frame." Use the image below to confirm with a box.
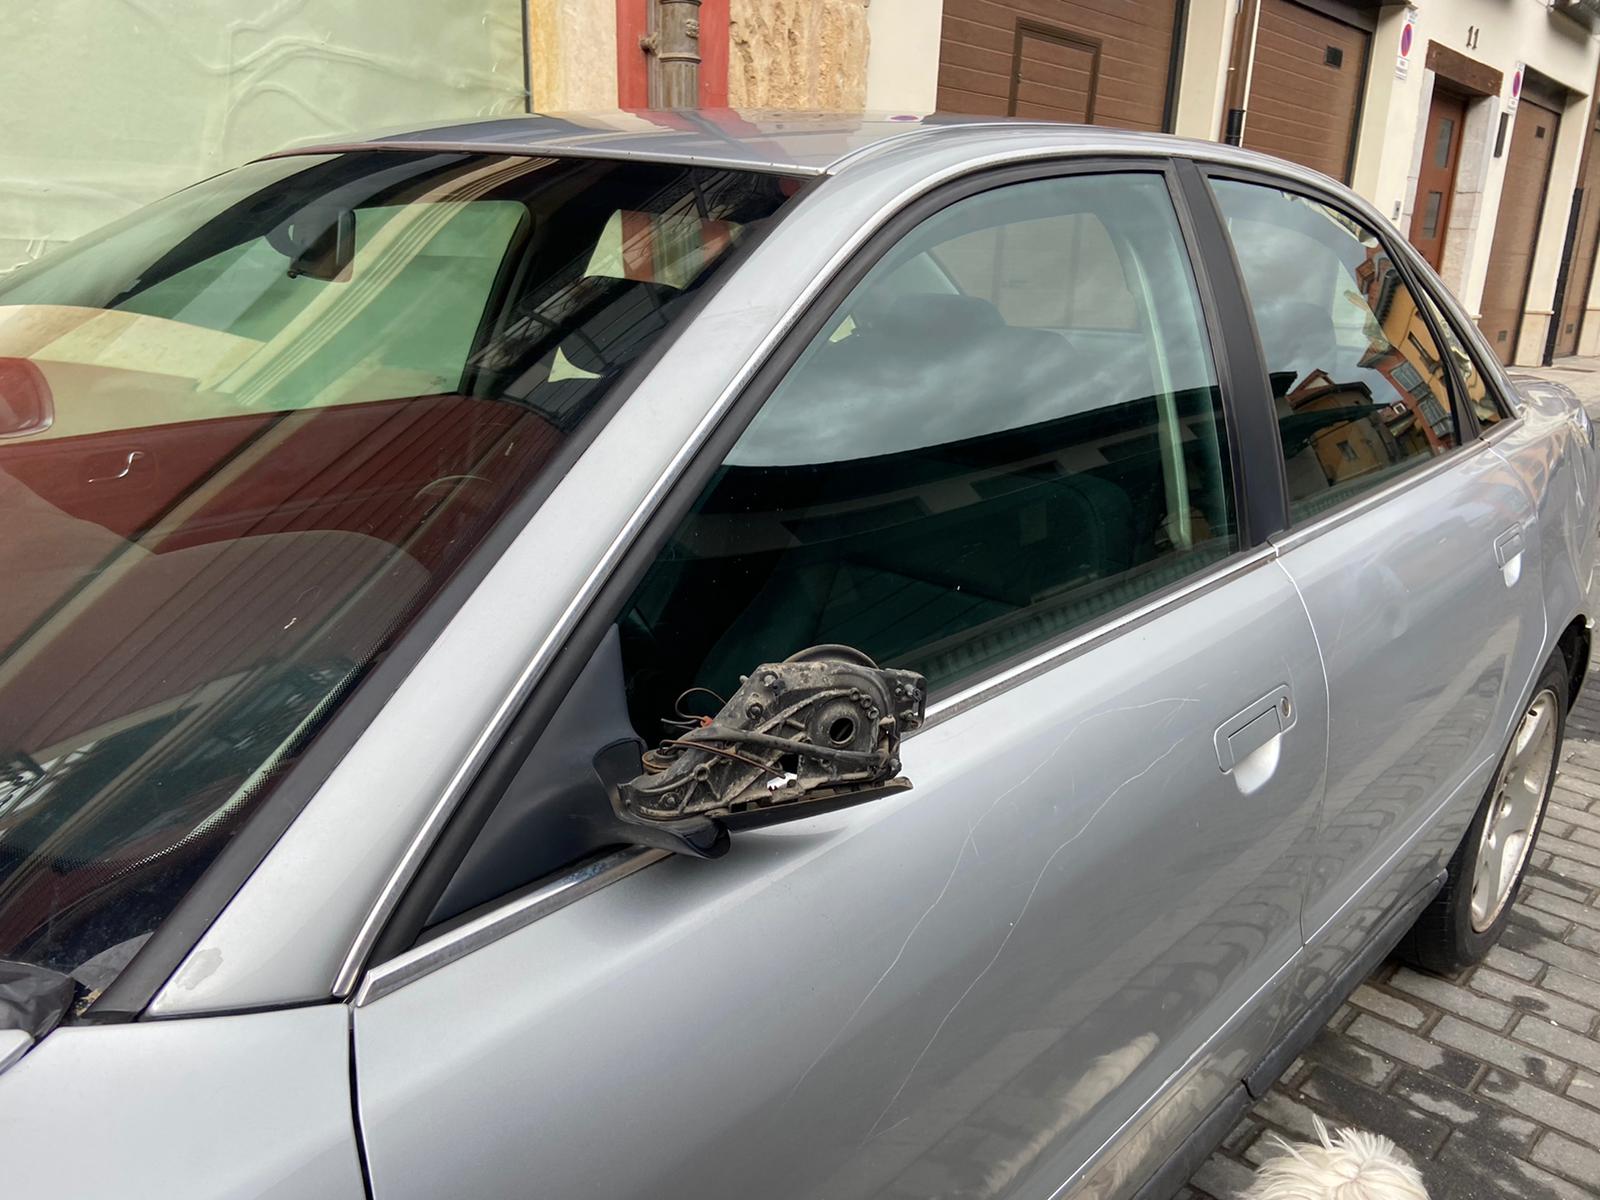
[428,638,926,931]
[614,646,925,856]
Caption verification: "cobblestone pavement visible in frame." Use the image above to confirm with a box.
[1186,359,1600,1200]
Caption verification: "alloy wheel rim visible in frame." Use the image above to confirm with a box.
[1470,688,1560,932]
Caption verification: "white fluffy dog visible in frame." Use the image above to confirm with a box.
[1243,1117,1430,1200]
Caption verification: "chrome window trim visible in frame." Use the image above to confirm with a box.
[331,142,1197,999]
[354,847,669,1006]
[351,545,1279,1003]
[1270,437,1494,553]
[922,546,1278,729]
[1483,413,1526,446]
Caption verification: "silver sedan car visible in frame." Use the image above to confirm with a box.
[0,113,1595,1200]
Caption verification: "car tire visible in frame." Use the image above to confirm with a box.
[1403,654,1568,975]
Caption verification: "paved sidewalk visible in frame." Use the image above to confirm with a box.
[1187,357,1600,1199]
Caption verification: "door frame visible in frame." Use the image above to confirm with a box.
[1408,84,1469,271]
[1488,91,1564,366]
[358,153,1296,982]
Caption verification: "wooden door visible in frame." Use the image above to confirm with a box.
[1409,89,1468,270]
[1555,114,1600,358]
[1244,0,1371,182]
[1480,98,1561,364]
[936,1,1180,132]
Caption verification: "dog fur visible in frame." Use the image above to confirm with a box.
[1242,1117,1430,1200]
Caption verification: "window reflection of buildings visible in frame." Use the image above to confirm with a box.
[1284,369,1396,484]
[1354,247,1454,453]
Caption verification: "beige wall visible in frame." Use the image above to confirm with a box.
[2,0,526,275]
[865,0,942,112]
[729,0,870,109]
[528,0,619,111]
[1172,0,1241,141]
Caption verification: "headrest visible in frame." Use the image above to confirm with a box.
[585,212,739,289]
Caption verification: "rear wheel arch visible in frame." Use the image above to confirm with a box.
[1556,614,1590,708]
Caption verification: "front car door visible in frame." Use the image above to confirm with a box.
[1201,172,1549,1012]
[351,161,1329,1199]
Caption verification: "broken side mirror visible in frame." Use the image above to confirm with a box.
[605,646,926,859]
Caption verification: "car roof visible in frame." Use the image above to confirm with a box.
[273,108,1301,180]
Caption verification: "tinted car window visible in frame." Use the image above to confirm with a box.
[1212,180,1460,521]
[1415,286,1508,428]
[619,172,1236,737]
[0,151,797,984]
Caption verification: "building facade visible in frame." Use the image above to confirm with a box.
[3,1,528,274]
[531,0,1600,366]
[10,1,1600,365]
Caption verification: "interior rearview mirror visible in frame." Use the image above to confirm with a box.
[268,205,357,282]
[609,646,926,858]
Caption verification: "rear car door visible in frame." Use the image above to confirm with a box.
[351,163,1330,1199]
[1202,172,1547,1008]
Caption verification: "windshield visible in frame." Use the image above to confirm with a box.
[0,150,796,994]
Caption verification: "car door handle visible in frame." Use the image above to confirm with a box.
[1216,691,1292,793]
[87,449,146,484]
[1494,524,1525,586]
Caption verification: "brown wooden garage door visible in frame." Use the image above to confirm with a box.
[936,1,1181,132]
[1554,108,1600,358]
[1244,0,1371,181]
[1481,97,1562,364]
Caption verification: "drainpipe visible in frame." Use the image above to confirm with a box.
[643,0,702,109]
[1222,0,1263,145]
[1545,187,1586,366]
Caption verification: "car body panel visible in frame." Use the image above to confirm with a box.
[277,110,1233,175]
[1276,439,1547,1006]
[353,551,1328,1200]
[1499,378,1599,670]
[0,1005,362,1199]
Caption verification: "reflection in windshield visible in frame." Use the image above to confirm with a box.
[0,151,795,988]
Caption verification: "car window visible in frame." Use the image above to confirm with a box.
[1414,286,1508,429]
[928,212,1139,331]
[1211,179,1460,523]
[116,201,527,415]
[0,151,798,988]
[618,171,1236,738]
